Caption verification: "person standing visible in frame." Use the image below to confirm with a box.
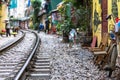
[51,13,58,34]
[45,18,50,34]
[38,23,44,33]
[69,29,77,48]
[5,21,11,37]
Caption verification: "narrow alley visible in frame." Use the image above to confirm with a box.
[0,0,120,79]
[37,32,120,80]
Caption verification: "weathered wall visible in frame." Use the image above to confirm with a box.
[92,0,120,57]
[0,4,8,32]
[92,0,120,46]
[92,0,102,46]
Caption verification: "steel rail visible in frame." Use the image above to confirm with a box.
[14,30,41,80]
[0,30,25,53]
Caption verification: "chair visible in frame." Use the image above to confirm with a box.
[93,42,116,69]
[89,33,108,52]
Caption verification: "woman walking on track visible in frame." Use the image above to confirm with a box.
[5,21,11,37]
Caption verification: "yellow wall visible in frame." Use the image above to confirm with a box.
[0,4,8,32]
[107,0,120,46]
[118,0,120,18]
[107,0,118,32]
[0,9,1,31]
[107,0,120,31]
[92,0,120,46]
[92,0,102,46]
[108,0,113,31]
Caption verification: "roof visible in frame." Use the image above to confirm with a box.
[50,0,62,10]
[50,9,58,13]
[38,11,46,17]
[10,17,30,21]
[19,17,30,21]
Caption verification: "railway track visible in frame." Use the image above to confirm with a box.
[0,30,25,53]
[14,30,51,80]
[0,30,26,80]
[25,56,51,80]
[0,30,51,80]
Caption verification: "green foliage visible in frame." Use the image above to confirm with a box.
[68,0,92,31]
[33,23,39,30]
[75,0,92,32]
[29,24,34,29]
[31,0,41,30]
[58,2,73,35]
[59,0,92,33]
[56,23,61,31]
[31,0,41,9]
[61,19,74,35]
[75,6,90,31]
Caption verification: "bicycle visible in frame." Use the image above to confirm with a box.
[105,14,119,77]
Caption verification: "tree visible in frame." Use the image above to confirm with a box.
[73,0,92,33]
[58,0,92,42]
[31,0,41,30]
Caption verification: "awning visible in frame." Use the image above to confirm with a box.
[9,17,30,21]
[38,11,46,17]
[50,9,58,14]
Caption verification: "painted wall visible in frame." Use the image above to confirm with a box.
[92,0,120,46]
[92,0,102,46]
[10,0,25,18]
[0,4,8,32]
[107,0,120,31]
[17,0,26,18]
[109,0,120,57]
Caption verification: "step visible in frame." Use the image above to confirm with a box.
[0,66,15,69]
[0,69,13,72]
[1,60,20,63]
[0,72,10,76]
[16,64,24,67]
[36,56,50,60]
[35,60,50,63]
[34,63,50,66]
[9,74,15,78]
[32,65,50,69]
[30,69,50,73]
[3,77,14,80]
[26,76,50,80]
[0,63,18,66]
[0,78,5,80]
[28,73,50,78]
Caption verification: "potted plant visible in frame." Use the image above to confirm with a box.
[57,1,75,42]
[61,19,74,42]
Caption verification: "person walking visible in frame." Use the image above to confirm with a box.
[5,21,11,37]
